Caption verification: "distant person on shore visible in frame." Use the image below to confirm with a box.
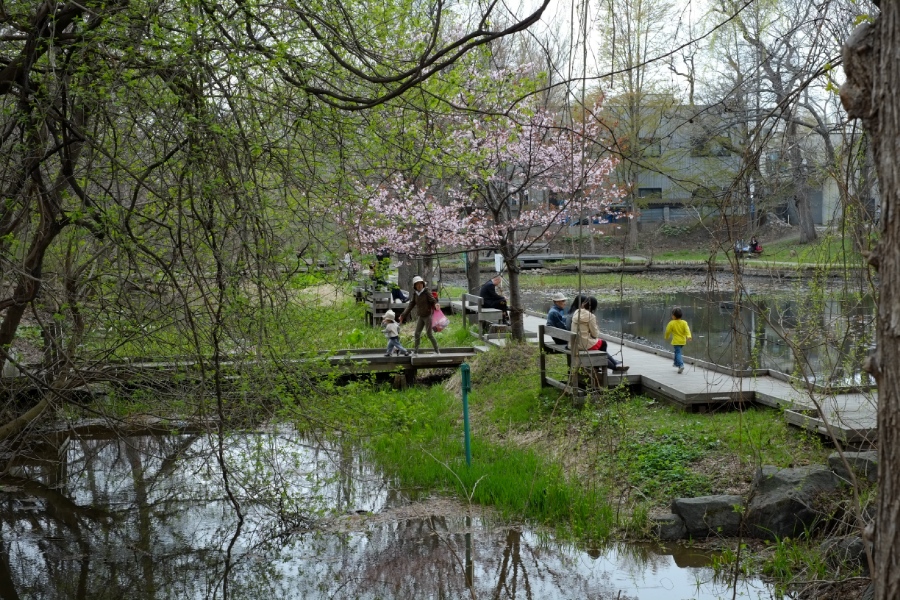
[479,274,510,324]
[381,310,411,357]
[399,276,439,355]
[571,296,627,371]
[664,306,692,374]
[546,292,569,345]
[749,236,762,254]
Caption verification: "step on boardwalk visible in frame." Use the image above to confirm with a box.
[326,347,477,386]
[498,313,878,446]
[326,347,476,370]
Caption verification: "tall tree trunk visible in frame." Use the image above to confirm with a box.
[466,250,480,294]
[853,136,877,254]
[397,253,413,295]
[505,260,525,342]
[842,15,899,600]
[786,120,818,243]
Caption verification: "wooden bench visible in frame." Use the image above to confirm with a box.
[454,293,504,335]
[734,248,763,259]
[538,324,608,393]
[364,291,393,326]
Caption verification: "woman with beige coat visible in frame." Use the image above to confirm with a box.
[570,296,627,371]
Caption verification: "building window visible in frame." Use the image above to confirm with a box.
[638,188,662,200]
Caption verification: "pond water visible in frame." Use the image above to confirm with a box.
[1,430,781,599]
[522,287,874,383]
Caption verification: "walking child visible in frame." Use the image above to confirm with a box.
[382,310,410,357]
[664,307,692,374]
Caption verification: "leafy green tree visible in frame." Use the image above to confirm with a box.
[0,0,550,440]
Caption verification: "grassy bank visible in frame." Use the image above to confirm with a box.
[345,343,831,544]
[638,233,868,267]
[361,382,615,541]
[519,272,696,297]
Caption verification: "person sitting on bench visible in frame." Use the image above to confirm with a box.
[546,292,569,345]
[749,236,762,254]
[479,274,510,324]
[570,296,628,372]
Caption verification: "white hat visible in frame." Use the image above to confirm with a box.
[411,276,425,285]
[384,310,396,321]
[551,292,567,302]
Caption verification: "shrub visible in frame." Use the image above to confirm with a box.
[658,223,692,237]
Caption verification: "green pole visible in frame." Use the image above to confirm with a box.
[460,363,472,467]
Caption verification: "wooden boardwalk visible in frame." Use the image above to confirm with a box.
[325,347,477,386]
[485,314,877,446]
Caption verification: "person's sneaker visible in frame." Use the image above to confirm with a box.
[678,366,684,374]
[403,350,412,356]
[384,353,392,357]
[613,365,630,373]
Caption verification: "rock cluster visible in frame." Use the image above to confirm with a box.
[652,452,877,542]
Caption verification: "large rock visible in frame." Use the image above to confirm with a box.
[819,535,870,574]
[828,451,878,483]
[651,513,686,541]
[671,495,744,538]
[745,465,841,540]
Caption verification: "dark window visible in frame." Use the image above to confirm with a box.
[638,188,662,200]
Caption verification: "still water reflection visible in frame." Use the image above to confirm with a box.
[1,431,779,599]
[525,289,874,382]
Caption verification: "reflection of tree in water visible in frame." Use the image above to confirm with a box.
[0,432,382,599]
[312,519,640,600]
[0,432,763,599]
[1,434,216,600]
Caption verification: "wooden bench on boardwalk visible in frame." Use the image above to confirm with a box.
[538,324,608,394]
[451,293,505,336]
[364,291,394,326]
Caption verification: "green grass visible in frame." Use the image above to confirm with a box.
[651,248,720,262]
[519,272,695,296]
[350,343,831,550]
[362,383,615,541]
[455,351,829,509]
[81,279,474,361]
[754,234,866,266]
[567,233,870,268]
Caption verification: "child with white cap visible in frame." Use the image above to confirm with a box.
[382,310,411,357]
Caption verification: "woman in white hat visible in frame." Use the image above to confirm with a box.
[398,276,439,354]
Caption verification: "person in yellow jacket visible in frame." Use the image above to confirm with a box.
[664,307,692,374]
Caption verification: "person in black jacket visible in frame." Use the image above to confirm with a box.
[398,276,439,354]
[479,274,509,324]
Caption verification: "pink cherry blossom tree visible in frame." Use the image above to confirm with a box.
[342,78,622,340]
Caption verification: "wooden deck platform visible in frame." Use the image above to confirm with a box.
[506,313,878,446]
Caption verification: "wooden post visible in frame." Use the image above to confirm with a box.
[538,325,547,388]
